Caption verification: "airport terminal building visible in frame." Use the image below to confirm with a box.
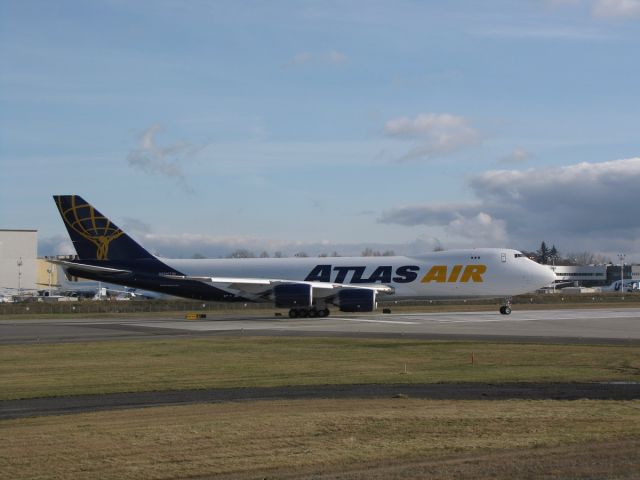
[547,264,640,288]
[547,265,607,287]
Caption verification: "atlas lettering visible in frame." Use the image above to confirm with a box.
[305,265,419,284]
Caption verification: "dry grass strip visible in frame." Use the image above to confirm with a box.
[2,399,640,479]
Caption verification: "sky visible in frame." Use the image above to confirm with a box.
[1,0,639,261]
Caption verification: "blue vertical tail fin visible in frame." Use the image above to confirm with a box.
[53,195,155,260]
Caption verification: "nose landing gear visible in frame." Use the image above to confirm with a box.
[499,298,512,315]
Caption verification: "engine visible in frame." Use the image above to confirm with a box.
[336,289,377,312]
[273,283,313,308]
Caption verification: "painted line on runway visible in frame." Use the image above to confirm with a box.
[330,317,419,325]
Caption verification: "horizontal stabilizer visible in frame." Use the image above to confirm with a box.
[47,259,131,276]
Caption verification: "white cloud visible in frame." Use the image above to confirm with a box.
[127,125,201,192]
[379,157,640,257]
[592,0,640,18]
[378,203,482,226]
[445,212,509,246]
[498,148,532,165]
[383,113,482,162]
[290,51,313,66]
[325,50,348,64]
[38,235,75,256]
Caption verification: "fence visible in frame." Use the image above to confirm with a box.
[1,293,638,316]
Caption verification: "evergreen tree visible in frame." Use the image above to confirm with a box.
[536,241,550,264]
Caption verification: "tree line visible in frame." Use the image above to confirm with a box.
[191,248,396,259]
[524,241,611,265]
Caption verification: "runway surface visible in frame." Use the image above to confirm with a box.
[1,307,640,345]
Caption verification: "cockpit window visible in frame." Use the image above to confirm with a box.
[514,253,525,258]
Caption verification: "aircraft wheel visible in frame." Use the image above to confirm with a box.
[319,308,330,318]
[309,308,319,318]
[500,306,511,315]
[289,308,298,318]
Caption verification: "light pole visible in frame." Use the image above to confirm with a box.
[47,265,53,295]
[618,253,626,293]
[17,257,23,297]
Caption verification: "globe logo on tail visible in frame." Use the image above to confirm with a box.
[57,196,124,260]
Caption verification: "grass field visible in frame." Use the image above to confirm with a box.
[2,399,640,479]
[3,336,640,478]
[2,337,640,400]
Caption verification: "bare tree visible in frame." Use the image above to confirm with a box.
[226,249,255,259]
[566,251,611,265]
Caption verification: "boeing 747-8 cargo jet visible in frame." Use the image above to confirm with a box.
[50,195,554,317]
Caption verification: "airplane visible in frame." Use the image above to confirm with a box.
[49,195,555,317]
[595,280,638,293]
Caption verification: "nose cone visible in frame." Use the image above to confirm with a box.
[536,264,556,289]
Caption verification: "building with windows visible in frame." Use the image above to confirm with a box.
[547,265,607,287]
[606,264,637,284]
[547,264,640,288]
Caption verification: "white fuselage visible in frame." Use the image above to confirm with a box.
[161,248,554,300]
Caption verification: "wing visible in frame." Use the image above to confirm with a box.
[159,274,394,301]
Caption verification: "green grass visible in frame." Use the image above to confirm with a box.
[1,337,640,400]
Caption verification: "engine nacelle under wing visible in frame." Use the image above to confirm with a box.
[273,283,313,308]
[336,288,377,312]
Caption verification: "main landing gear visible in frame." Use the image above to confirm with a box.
[499,298,512,315]
[289,307,330,318]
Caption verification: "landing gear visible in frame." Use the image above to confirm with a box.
[288,307,330,318]
[499,298,512,315]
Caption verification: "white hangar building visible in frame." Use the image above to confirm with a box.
[0,229,38,292]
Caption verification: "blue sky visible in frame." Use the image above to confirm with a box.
[1,0,639,260]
